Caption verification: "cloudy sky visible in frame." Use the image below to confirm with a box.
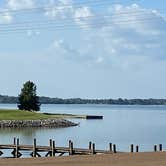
[0,0,166,99]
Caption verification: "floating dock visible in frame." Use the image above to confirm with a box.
[86,115,103,119]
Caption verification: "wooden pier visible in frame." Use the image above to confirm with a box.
[0,138,114,158]
[0,138,164,158]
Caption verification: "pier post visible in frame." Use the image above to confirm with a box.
[92,143,95,154]
[89,142,92,150]
[113,144,116,153]
[136,145,139,152]
[49,139,52,156]
[130,144,134,153]
[49,139,52,147]
[154,145,157,152]
[13,137,16,145]
[33,138,37,157]
[69,140,73,155]
[51,140,55,157]
[109,143,112,152]
[159,144,162,151]
[15,138,19,158]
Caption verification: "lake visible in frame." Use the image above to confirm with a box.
[0,104,166,157]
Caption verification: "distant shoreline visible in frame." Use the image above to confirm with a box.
[0,95,166,105]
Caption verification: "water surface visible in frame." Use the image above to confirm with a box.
[0,104,166,156]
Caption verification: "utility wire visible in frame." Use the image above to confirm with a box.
[0,8,165,28]
[0,0,118,14]
[0,16,164,35]
[0,0,165,16]
[0,0,165,35]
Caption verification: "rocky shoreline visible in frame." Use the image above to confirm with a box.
[0,119,78,128]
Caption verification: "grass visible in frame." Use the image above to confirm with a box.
[0,109,86,120]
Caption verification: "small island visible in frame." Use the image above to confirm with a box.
[0,109,79,128]
[0,81,103,128]
[0,81,80,128]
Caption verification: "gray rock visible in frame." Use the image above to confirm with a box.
[0,119,78,128]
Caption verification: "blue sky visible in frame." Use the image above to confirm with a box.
[0,0,166,99]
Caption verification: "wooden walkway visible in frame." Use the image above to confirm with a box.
[0,138,114,158]
[0,138,163,158]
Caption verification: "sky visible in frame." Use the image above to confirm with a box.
[0,0,166,99]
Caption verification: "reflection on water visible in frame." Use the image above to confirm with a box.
[0,128,36,145]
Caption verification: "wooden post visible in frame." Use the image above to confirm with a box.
[130,144,134,153]
[92,143,95,154]
[113,144,116,153]
[15,138,19,158]
[89,142,92,150]
[49,139,52,156]
[109,143,112,152]
[49,139,52,147]
[69,140,73,155]
[136,145,139,152]
[33,138,37,157]
[13,137,16,145]
[51,140,55,157]
[159,144,162,151]
[154,145,157,152]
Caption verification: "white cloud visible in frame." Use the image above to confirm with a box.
[7,0,35,10]
[49,4,166,69]
[44,0,74,19]
[27,30,40,37]
[0,12,13,24]
[74,6,93,27]
[44,0,93,28]
[0,0,35,24]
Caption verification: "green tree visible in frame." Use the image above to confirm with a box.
[18,81,40,111]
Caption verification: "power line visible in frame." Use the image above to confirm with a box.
[0,0,165,16]
[0,8,165,28]
[0,0,165,35]
[0,0,116,15]
[0,16,164,35]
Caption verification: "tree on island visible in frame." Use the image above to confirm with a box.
[18,81,40,111]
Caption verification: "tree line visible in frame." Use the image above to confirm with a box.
[1,95,166,105]
[1,81,166,110]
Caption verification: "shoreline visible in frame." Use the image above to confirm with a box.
[1,152,166,166]
[0,119,78,128]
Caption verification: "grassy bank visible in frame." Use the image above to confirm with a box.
[0,109,86,120]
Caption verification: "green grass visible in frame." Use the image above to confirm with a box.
[0,109,86,120]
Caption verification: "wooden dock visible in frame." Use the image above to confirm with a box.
[0,138,114,158]
[86,115,103,119]
[0,139,164,158]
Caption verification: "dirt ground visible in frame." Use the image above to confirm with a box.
[1,152,166,166]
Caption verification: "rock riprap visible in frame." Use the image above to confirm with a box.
[0,119,78,128]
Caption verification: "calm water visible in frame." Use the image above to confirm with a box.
[0,104,166,157]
